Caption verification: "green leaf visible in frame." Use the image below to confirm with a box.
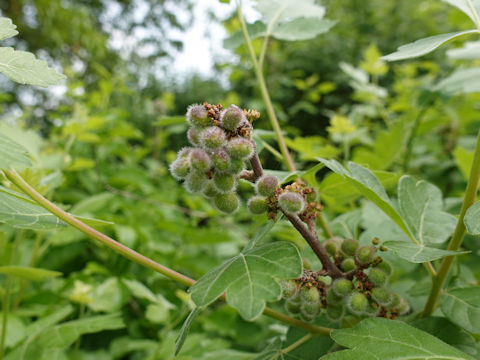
[242,214,282,252]
[465,201,480,234]
[454,146,474,180]
[397,176,456,244]
[256,0,325,22]
[0,266,62,281]
[381,30,478,61]
[317,159,414,241]
[434,68,480,94]
[189,242,302,320]
[175,307,201,356]
[321,318,475,360]
[0,47,66,87]
[0,17,18,40]
[444,0,480,25]
[447,41,480,59]
[441,287,480,333]
[0,186,65,229]
[36,313,124,349]
[0,133,32,169]
[383,241,469,263]
[223,21,266,50]
[270,18,336,41]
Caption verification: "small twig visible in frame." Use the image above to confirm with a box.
[280,334,314,355]
[250,151,264,181]
[284,212,343,279]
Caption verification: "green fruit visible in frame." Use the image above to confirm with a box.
[317,276,331,286]
[186,104,211,127]
[368,268,388,287]
[326,305,344,321]
[189,148,212,172]
[169,157,190,180]
[355,245,376,265]
[203,181,220,198]
[247,196,268,214]
[213,172,236,193]
[187,127,201,146]
[376,259,393,276]
[300,286,320,304]
[326,288,343,306]
[213,192,240,214]
[255,175,279,197]
[220,105,246,131]
[347,292,368,315]
[324,237,342,256]
[341,238,359,256]
[389,293,402,308]
[177,147,194,158]
[278,192,306,214]
[200,126,226,149]
[299,312,316,322]
[302,258,311,270]
[341,257,356,272]
[371,287,392,307]
[285,298,301,314]
[226,137,254,159]
[301,301,320,316]
[332,279,353,297]
[304,188,318,203]
[185,171,208,193]
[397,299,410,315]
[211,149,230,171]
[228,158,245,174]
[281,280,298,299]
[365,302,380,317]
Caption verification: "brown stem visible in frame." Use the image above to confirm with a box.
[250,150,264,181]
[284,212,343,279]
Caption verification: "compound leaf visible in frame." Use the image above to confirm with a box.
[383,241,468,263]
[189,242,302,320]
[441,287,480,333]
[381,30,478,61]
[0,47,66,87]
[321,318,474,360]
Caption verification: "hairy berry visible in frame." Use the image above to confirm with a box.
[332,279,353,297]
[187,127,202,146]
[376,259,393,276]
[213,192,240,214]
[347,292,368,315]
[200,126,226,149]
[169,157,190,180]
[185,171,208,193]
[324,237,342,256]
[203,181,220,198]
[326,288,343,306]
[285,298,301,314]
[247,195,268,214]
[301,301,320,316]
[341,238,359,256]
[227,137,254,159]
[228,158,245,174]
[340,257,356,272]
[220,105,246,131]
[300,286,320,304]
[278,192,306,214]
[186,104,211,127]
[326,305,344,321]
[189,149,212,172]
[368,268,388,287]
[177,147,194,158]
[255,175,279,197]
[304,188,318,203]
[213,172,236,193]
[397,298,410,315]
[389,293,402,308]
[211,149,230,171]
[371,287,392,307]
[355,245,376,265]
[281,280,298,299]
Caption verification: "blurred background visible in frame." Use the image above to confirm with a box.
[1,0,480,358]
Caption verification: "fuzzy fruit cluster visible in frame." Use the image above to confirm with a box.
[281,237,409,322]
[169,103,255,213]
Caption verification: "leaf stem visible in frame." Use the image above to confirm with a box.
[422,129,480,317]
[3,169,332,336]
[280,333,314,354]
[467,0,480,31]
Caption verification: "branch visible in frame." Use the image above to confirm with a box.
[3,169,331,336]
[284,212,343,279]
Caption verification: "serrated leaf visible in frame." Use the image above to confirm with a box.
[398,176,456,244]
[0,17,18,40]
[321,318,474,360]
[465,201,480,234]
[434,68,480,94]
[0,47,66,87]
[381,30,478,61]
[175,307,201,356]
[317,159,414,241]
[441,287,480,333]
[0,266,62,281]
[383,241,469,263]
[0,133,32,169]
[444,0,480,25]
[189,242,302,320]
[36,313,124,349]
[270,18,336,41]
